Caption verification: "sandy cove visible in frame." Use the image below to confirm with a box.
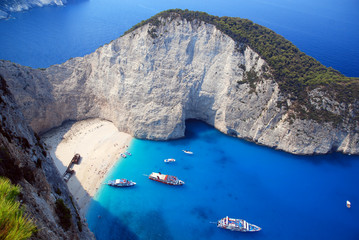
[42,118,132,217]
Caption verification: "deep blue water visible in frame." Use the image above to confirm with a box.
[87,120,359,240]
[0,0,358,76]
[1,1,359,239]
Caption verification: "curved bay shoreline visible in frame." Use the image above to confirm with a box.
[42,118,133,217]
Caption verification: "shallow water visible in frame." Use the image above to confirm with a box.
[87,120,359,240]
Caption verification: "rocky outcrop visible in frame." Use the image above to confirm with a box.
[0,75,94,239]
[0,9,9,19]
[0,13,358,155]
[0,0,66,18]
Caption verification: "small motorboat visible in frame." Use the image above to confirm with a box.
[125,151,132,156]
[120,153,127,158]
[217,216,261,232]
[182,150,193,154]
[148,172,184,185]
[347,200,351,208]
[105,179,136,187]
[164,158,176,163]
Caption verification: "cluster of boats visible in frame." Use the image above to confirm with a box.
[153,150,193,184]
[105,149,261,232]
[120,151,131,158]
[105,172,185,187]
[106,150,191,187]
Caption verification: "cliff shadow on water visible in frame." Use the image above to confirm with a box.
[87,198,182,240]
[87,199,140,240]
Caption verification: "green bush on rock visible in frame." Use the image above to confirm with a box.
[0,177,37,240]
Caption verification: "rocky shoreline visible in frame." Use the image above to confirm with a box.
[0,0,67,19]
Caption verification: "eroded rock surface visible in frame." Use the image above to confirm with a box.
[1,14,358,155]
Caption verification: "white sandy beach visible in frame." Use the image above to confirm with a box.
[42,118,132,217]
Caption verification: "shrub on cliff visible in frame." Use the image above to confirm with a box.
[55,198,72,231]
[0,177,37,240]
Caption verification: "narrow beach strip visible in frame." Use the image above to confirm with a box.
[42,118,132,217]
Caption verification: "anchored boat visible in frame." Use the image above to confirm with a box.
[105,179,136,187]
[148,172,184,185]
[164,158,176,163]
[217,216,261,232]
[182,150,193,154]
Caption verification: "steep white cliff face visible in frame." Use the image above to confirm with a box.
[0,15,358,155]
[0,75,94,239]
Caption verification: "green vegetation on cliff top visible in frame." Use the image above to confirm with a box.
[0,177,37,240]
[125,9,358,111]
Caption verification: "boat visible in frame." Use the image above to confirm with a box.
[347,200,351,208]
[164,158,176,163]
[105,179,136,187]
[148,172,184,185]
[182,150,193,154]
[120,153,127,158]
[217,216,261,232]
[71,153,81,164]
[63,169,75,182]
[125,151,132,156]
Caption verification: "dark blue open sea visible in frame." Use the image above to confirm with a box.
[1,0,358,239]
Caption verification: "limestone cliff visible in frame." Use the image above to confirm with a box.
[0,9,9,19]
[0,0,66,12]
[0,75,94,239]
[0,0,66,19]
[0,11,358,155]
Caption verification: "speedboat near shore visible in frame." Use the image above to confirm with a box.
[217,216,261,232]
[105,179,136,187]
[164,158,176,163]
[148,172,184,185]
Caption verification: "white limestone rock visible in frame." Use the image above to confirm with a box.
[0,15,358,155]
[0,9,9,19]
[0,0,66,14]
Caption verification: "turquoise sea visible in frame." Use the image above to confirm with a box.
[87,120,359,240]
[0,0,358,239]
